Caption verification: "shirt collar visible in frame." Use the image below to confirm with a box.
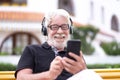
[41,42,67,57]
[41,42,51,49]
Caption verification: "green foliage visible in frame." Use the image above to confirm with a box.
[72,25,99,55]
[101,41,120,56]
[0,62,119,71]
[0,47,23,55]
[87,64,120,69]
[0,52,8,56]
[13,46,23,55]
[0,63,16,71]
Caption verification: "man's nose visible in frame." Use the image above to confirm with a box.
[57,27,64,33]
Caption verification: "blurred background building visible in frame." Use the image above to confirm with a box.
[0,0,120,56]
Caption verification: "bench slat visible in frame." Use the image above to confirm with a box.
[0,71,15,75]
[94,69,120,72]
[98,72,120,78]
[0,75,15,80]
[104,79,120,80]
[0,69,120,80]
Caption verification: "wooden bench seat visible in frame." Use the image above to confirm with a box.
[0,69,120,80]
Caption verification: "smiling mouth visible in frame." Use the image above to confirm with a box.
[54,34,65,39]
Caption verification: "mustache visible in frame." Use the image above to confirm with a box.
[54,34,66,38]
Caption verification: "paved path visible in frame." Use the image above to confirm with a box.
[0,55,120,65]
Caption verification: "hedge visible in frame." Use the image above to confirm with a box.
[0,63,16,71]
[0,63,120,71]
[101,41,120,56]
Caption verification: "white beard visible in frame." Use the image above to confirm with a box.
[48,34,70,50]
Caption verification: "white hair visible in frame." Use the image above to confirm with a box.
[44,9,71,27]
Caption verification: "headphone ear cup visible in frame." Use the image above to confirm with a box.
[41,26,47,36]
[41,17,47,36]
[69,18,73,34]
[69,26,73,34]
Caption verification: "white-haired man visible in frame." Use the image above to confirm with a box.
[15,9,102,80]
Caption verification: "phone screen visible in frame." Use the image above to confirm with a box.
[65,40,81,61]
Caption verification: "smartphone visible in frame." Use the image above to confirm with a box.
[65,40,81,61]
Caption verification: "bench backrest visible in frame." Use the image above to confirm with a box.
[0,71,15,80]
[0,69,120,80]
[93,69,120,80]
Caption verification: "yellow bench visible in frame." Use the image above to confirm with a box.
[93,69,120,80]
[0,71,15,80]
[0,69,120,80]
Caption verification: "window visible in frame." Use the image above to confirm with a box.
[90,1,94,20]
[58,0,74,16]
[111,15,119,32]
[0,0,27,6]
[101,6,105,24]
[0,32,40,55]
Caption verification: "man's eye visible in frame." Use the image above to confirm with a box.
[52,26,58,28]
[62,25,68,29]
[52,25,58,27]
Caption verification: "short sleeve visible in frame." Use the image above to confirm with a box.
[14,46,34,78]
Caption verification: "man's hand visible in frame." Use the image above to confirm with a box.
[49,56,63,79]
[62,51,86,74]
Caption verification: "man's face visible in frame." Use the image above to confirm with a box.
[47,15,70,49]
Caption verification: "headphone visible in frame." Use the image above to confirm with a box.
[41,17,73,36]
